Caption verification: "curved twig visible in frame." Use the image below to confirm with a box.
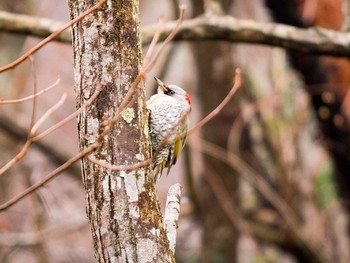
[0,78,60,104]
[0,0,107,73]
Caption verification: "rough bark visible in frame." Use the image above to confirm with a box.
[68,0,173,262]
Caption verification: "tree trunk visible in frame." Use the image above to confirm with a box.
[189,1,239,262]
[68,1,173,262]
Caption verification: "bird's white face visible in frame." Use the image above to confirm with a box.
[155,78,191,113]
[162,85,191,112]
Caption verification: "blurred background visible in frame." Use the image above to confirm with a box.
[1,0,350,262]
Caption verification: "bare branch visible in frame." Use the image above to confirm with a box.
[0,93,67,177]
[0,141,100,211]
[0,85,100,209]
[0,84,101,179]
[143,15,164,69]
[30,93,67,135]
[0,115,81,177]
[32,85,101,141]
[0,77,60,104]
[142,5,186,74]
[186,68,241,137]
[0,140,31,177]
[142,15,350,57]
[28,56,38,134]
[0,11,71,42]
[0,0,107,73]
[2,10,350,57]
[163,183,183,254]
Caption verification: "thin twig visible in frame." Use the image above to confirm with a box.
[0,93,67,177]
[185,68,241,138]
[0,140,31,177]
[28,56,38,134]
[30,93,67,135]
[0,86,100,177]
[0,88,102,207]
[32,86,101,141]
[0,141,100,211]
[142,5,186,74]
[0,78,60,104]
[143,15,164,69]
[0,0,107,73]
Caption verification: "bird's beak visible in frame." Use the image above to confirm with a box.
[154,77,166,91]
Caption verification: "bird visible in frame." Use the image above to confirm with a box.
[146,77,191,181]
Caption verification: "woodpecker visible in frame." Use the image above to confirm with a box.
[147,77,191,181]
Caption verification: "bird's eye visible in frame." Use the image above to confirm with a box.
[165,88,175,95]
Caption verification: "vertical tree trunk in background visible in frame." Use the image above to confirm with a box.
[68,1,173,262]
[194,42,239,262]
[190,1,239,262]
